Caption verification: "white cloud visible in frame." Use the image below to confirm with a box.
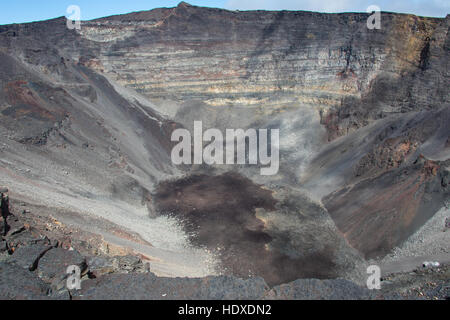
[224,0,449,17]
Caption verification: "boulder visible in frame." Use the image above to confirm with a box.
[0,262,50,300]
[0,240,7,253]
[86,256,115,277]
[37,247,87,283]
[4,216,26,237]
[73,274,268,300]
[8,244,53,271]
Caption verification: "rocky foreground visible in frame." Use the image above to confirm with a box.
[1,197,448,300]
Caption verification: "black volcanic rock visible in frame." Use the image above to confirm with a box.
[8,243,53,271]
[266,278,372,300]
[0,209,449,300]
[75,274,268,300]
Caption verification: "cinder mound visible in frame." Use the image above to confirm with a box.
[154,172,362,286]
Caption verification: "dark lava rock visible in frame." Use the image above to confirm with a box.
[2,216,25,237]
[0,240,7,253]
[324,157,450,259]
[49,289,71,300]
[199,276,268,300]
[113,255,144,272]
[5,229,50,253]
[74,274,268,300]
[0,262,50,300]
[154,173,348,286]
[265,278,372,300]
[37,247,87,283]
[8,243,53,271]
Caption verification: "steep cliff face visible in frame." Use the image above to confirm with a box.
[0,3,448,284]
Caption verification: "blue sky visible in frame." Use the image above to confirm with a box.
[1,0,448,25]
